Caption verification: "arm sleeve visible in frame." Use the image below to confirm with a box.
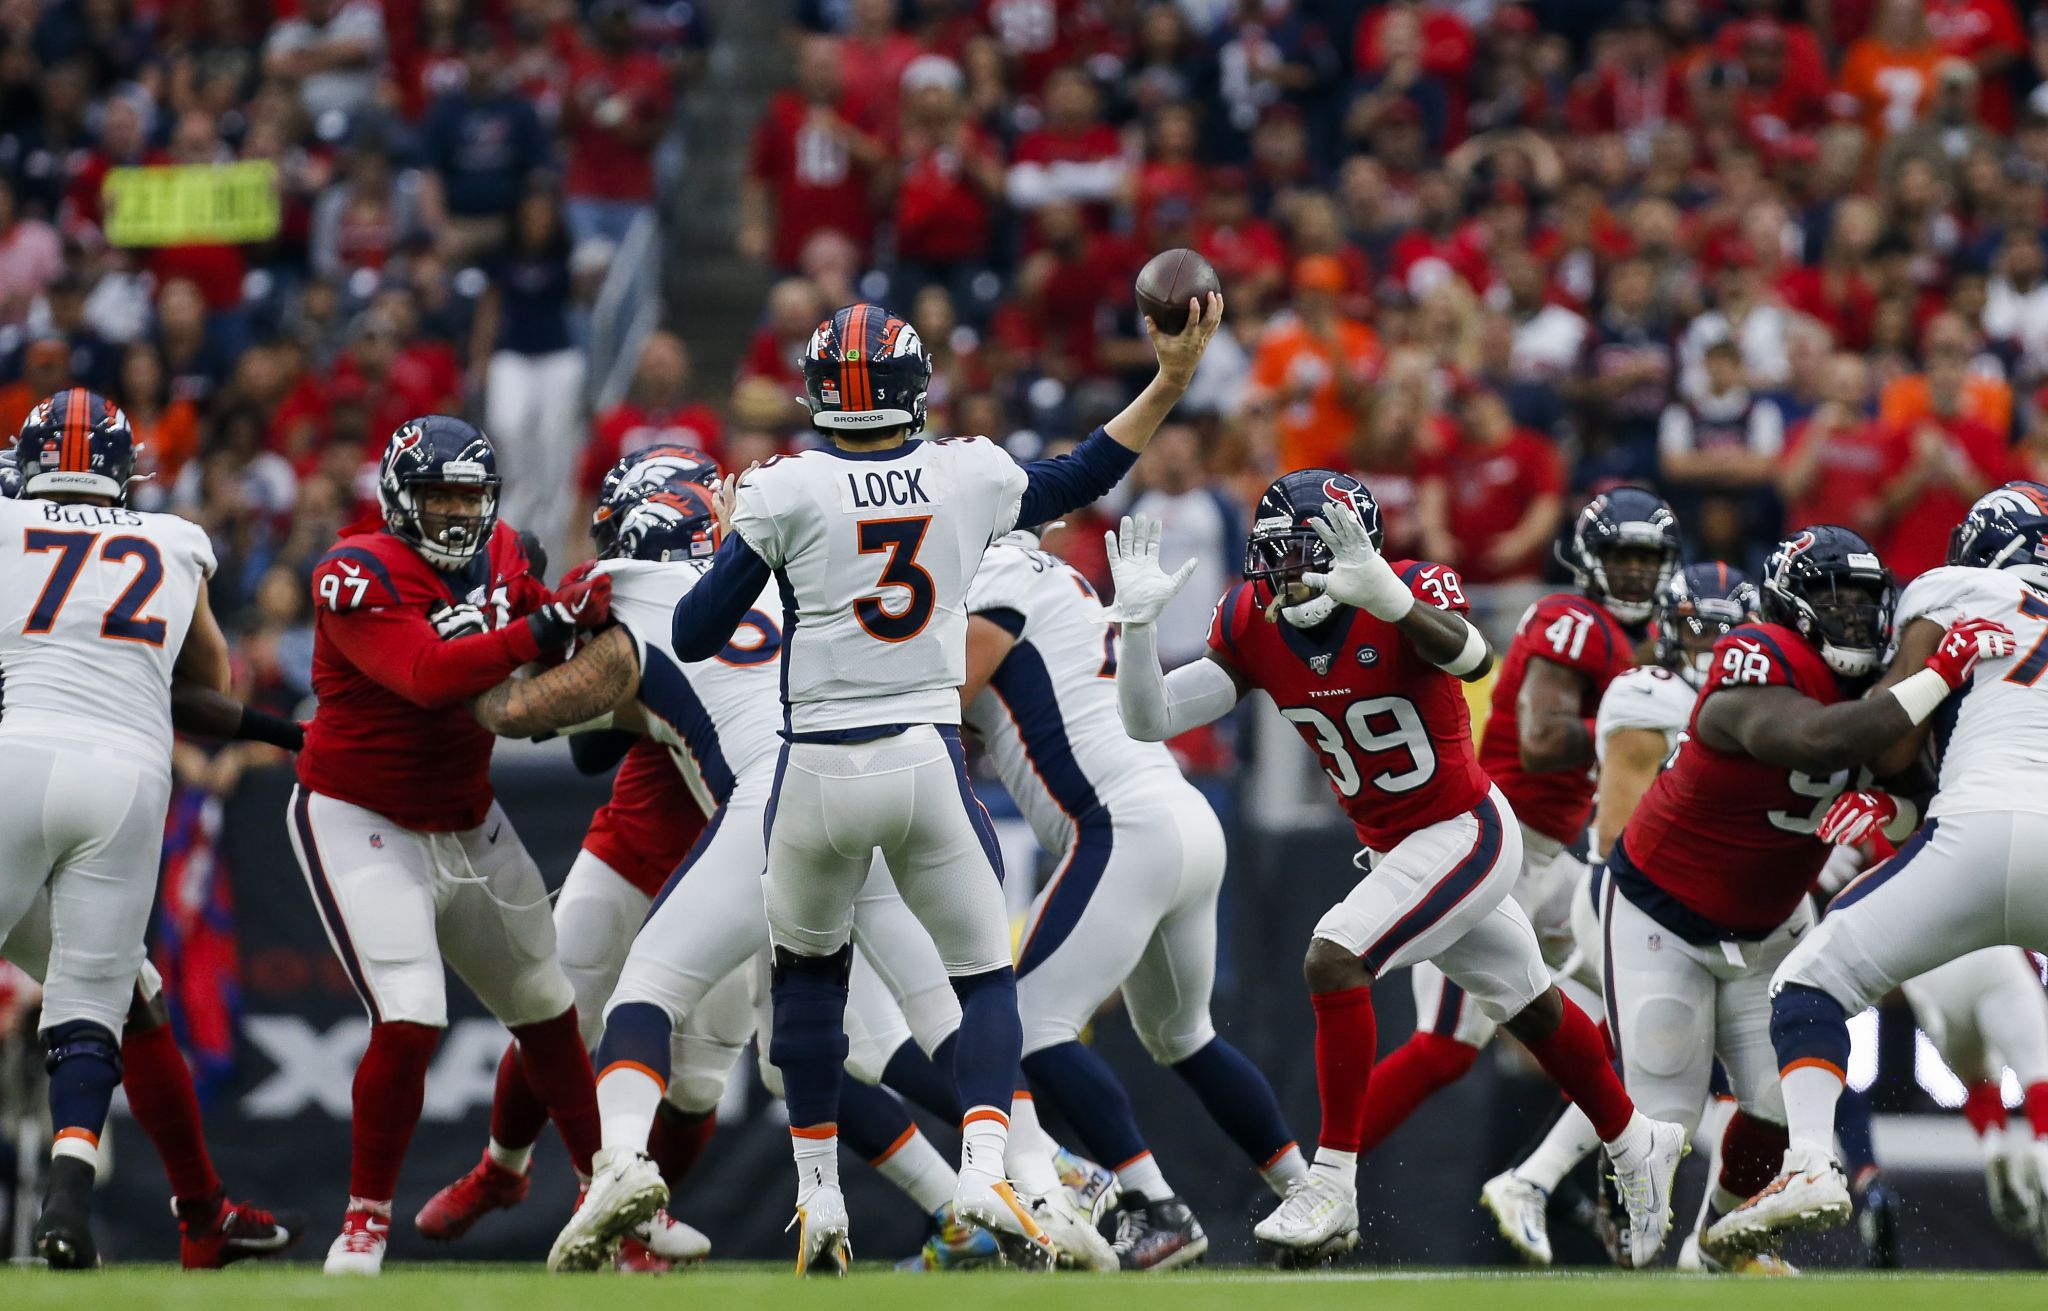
[671,533,774,661]
[1015,427,1140,529]
[320,606,544,710]
[1116,619,1241,741]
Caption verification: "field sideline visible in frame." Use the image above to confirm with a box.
[1,1265,2044,1310]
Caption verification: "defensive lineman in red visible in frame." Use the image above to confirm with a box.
[290,416,616,1275]
[1110,470,1685,1266]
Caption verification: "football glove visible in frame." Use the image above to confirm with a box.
[1303,503,1413,621]
[1815,790,1898,849]
[526,564,613,650]
[1103,514,1196,626]
[428,601,489,641]
[1926,616,2016,690]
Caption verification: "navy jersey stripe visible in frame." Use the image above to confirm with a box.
[292,787,382,1024]
[1016,824,1114,976]
[987,640,1105,822]
[1361,793,1504,974]
[318,546,400,605]
[1730,624,1796,679]
[637,647,737,804]
[645,803,728,920]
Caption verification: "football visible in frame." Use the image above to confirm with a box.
[1134,247,1221,335]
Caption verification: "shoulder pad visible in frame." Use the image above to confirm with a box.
[312,545,404,612]
[1397,560,1470,612]
[1706,624,1804,693]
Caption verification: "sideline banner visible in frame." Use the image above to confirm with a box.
[103,162,279,247]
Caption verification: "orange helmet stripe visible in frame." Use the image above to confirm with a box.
[62,387,89,472]
[844,304,870,412]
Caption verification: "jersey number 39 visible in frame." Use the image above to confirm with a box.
[1282,696,1438,797]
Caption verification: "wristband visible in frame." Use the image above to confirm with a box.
[1888,666,1951,726]
[526,607,574,652]
[1881,794,1920,844]
[1439,620,1488,677]
[235,705,306,751]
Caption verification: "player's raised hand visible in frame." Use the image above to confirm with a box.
[713,464,758,536]
[1815,789,1899,849]
[528,562,614,650]
[1146,291,1224,389]
[428,601,489,641]
[1103,514,1196,625]
[1302,501,1413,621]
[1926,615,2016,689]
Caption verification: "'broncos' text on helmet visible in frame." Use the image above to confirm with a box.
[1245,468,1382,628]
[1560,486,1681,625]
[614,485,721,563]
[13,388,137,502]
[1654,561,1759,688]
[1761,524,1896,680]
[378,415,501,570]
[592,444,721,557]
[800,304,932,438]
[1948,480,2048,591]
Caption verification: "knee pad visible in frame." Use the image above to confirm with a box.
[668,1034,745,1116]
[554,885,637,978]
[43,1021,121,1078]
[1630,993,1711,1081]
[496,960,578,1030]
[1136,1017,1217,1068]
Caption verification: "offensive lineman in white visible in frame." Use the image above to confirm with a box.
[664,295,1221,1270]
[0,389,227,1267]
[959,523,1306,1269]
[1482,563,1759,1267]
[1710,481,2048,1254]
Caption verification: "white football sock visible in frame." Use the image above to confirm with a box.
[1261,1143,1310,1196]
[873,1127,955,1214]
[486,1138,532,1176]
[793,1129,842,1208]
[1115,1151,1174,1203]
[1004,1092,1063,1195]
[958,1108,1010,1185]
[1515,1104,1602,1193]
[1782,1064,1845,1158]
[596,1064,663,1156]
[1310,1146,1358,1191]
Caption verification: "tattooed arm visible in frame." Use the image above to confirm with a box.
[471,626,643,738]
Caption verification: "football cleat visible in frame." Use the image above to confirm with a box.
[177,1191,306,1268]
[1683,1231,1801,1275]
[1479,1171,1553,1266]
[1253,1172,1360,1265]
[324,1205,391,1275]
[790,1185,851,1276]
[2025,1138,2048,1260]
[895,1203,1001,1271]
[34,1156,99,1270]
[1705,1147,1852,1256]
[1109,1195,1209,1271]
[615,1237,670,1273]
[631,1207,711,1264]
[415,1150,532,1241]
[955,1173,1056,1271]
[1027,1187,1116,1271]
[1986,1134,2040,1240]
[547,1147,669,1273]
[1607,1117,1685,1268]
[1852,1168,1901,1269]
[1054,1145,1118,1225]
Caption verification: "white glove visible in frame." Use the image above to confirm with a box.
[1103,514,1197,625]
[1303,503,1414,621]
[429,601,489,640]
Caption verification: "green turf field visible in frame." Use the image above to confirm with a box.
[2,1265,2044,1309]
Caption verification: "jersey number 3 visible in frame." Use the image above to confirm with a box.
[854,516,936,642]
[22,529,169,646]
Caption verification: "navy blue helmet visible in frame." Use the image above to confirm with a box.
[378,415,500,569]
[1245,468,1383,586]
[1654,561,1759,685]
[1561,486,1682,625]
[801,304,932,438]
[13,388,136,502]
[1761,524,1896,679]
[1947,480,2048,589]
[592,443,720,557]
[614,485,721,563]
[0,446,19,499]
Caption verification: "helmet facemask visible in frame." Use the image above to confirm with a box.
[399,480,498,569]
[1592,541,1677,625]
[1245,522,1338,627]
[1790,577,1893,678]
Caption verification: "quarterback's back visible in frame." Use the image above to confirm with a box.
[728,436,1027,733]
[0,494,215,760]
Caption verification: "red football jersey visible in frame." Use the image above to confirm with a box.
[1479,592,1642,845]
[581,738,709,899]
[1208,563,1492,852]
[298,517,553,833]
[1618,622,1855,936]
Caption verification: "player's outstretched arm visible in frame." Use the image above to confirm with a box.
[174,578,232,695]
[1106,515,1240,740]
[1865,618,1946,778]
[671,533,773,662]
[1696,615,2012,773]
[471,626,643,738]
[169,679,305,751]
[1103,292,1223,455]
[1303,510,1491,680]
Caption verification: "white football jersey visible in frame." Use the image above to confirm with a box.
[1897,565,2048,819]
[1594,664,1697,765]
[600,559,783,815]
[0,495,214,763]
[728,438,1028,733]
[961,538,1184,852]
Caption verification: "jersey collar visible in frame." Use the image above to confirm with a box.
[815,440,921,461]
[1273,599,1359,671]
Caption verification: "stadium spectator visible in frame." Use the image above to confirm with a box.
[1660,339,1787,566]
[1877,326,2014,578]
[1839,0,1947,138]
[1120,420,1243,669]
[741,35,883,270]
[1780,350,1891,539]
[121,340,204,497]
[1247,255,1379,471]
[421,26,555,265]
[0,334,71,434]
[262,0,387,126]
[0,176,61,324]
[561,0,675,248]
[891,55,1005,309]
[575,330,724,540]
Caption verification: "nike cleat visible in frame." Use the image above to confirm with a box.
[790,1185,851,1277]
[1705,1148,1852,1257]
[1109,1195,1209,1271]
[547,1147,668,1273]
[416,1150,531,1241]
[177,1191,305,1268]
[1254,1172,1360,1266]
[1479,1171,1553,1266]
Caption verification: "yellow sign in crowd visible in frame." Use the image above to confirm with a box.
[102,161,281,248]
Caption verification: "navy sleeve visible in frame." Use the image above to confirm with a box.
[672,532,774,661]
[976,606,1026,637]
[1015,427,1139,528]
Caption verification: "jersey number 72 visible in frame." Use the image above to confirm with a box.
[21,529,170,646]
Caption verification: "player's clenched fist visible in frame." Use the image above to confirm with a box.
[1815,789,1899,848]
[529,563,613,649]
[428,601,489,640]
[1926,616,2016,689]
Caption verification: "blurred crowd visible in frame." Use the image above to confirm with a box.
[740,0,2048,649]
[0,0,705,742]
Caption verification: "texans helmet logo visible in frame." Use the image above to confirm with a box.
[392,425,425,456]
[1323,478,1371,524]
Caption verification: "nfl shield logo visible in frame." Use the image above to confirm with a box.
[1309,653,1334,676]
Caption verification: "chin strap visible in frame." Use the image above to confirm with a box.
[1281,592,1339,628]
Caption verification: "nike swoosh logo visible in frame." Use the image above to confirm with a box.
[487,825,501,843]
[365,1220,389,1235]
[338,561,362,577]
